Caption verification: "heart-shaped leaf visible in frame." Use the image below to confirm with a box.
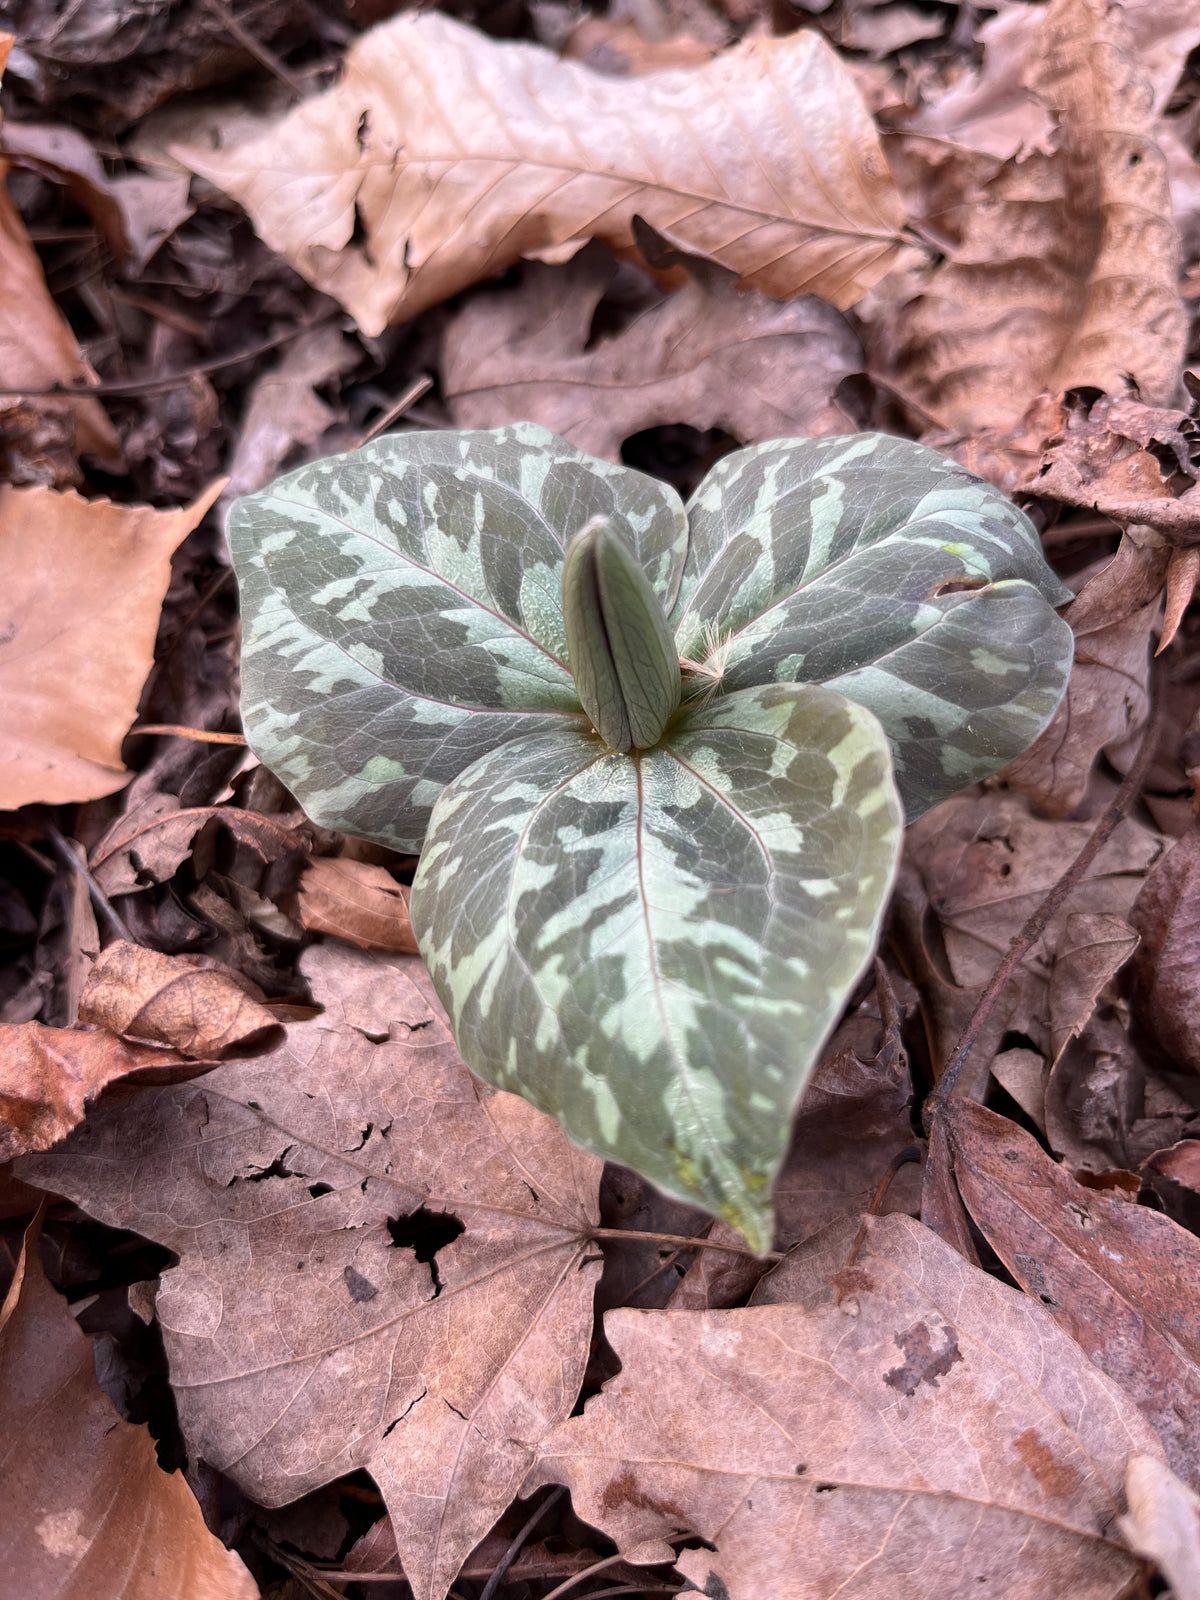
[674,433,1074,817]
[230,421,687,850]
[411,681,902,1252]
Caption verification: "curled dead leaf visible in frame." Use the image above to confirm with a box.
[0,1023,198,1162]
[1119,1455,1200,1600]
[1128,825,1200,1073]
[295,857,417,952]
[175,13,909,334]
[0,481,223,809]
[79,942,283,1060]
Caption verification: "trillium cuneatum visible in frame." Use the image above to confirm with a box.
[230,423,1072,1250]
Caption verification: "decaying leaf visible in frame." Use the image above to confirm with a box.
[1049,912,1140,1064]
[0,480,223,808]
[295,857,417,952]
[876,0,1186,436]
[1120,1454,1200,1600]
[0,1023,197,1162]
[0,1215,259,1600]
[79,942,284,1060]
[89,796,300,898]
[175,12,909,335]
[526,1212,1160,1598]
[1128,825,1200,1074]
[948,1100,1200,1491]
[1002,534,1168,816]
[17,943,603,1600]
[443,242,863,459]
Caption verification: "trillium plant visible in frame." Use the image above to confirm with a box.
[231,424,1072,1250]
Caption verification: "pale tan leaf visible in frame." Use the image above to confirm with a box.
[0,1023,197,1163]
[443,241,862,458]
[1159,547,1200,654]
[225,324,359,499]
[295,858,418,953]
[1120,1455,1200,1600]
[526,1212,1160,1598]
[79,943,284,1060]
[17,943,603,1600]
[0,481,223,808]
[0,1215,259,1600]
[876,0,1186,437]
[174,12,908,335]
[1050,913,1140,1065]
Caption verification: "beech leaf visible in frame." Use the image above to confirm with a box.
[526,1212,1162,1598]
[17,943,603,1600]
[174,12,909,335]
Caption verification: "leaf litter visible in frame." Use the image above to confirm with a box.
[5,0,1200,1595]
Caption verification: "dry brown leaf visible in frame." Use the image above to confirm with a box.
[1128,826,1200,1074]
[1120,1455,1200,1600]
[526,1211,1160,1597]
[295,857,417,952]
[0,1023,197,1162]
[876,0,1186,437]
[443,241,862,459]
[89,796,301,897]
[224,324,359,500]
[1049,912,1140,1064]
[905,789,1163,1066]
[79,942,283,1060]
[0,481,223,809]
[948,1099,1200,1491]
[17,942,603,1600]
[1002,534,1168,817]
[175,12,909,335]
[0,1214,259,1600]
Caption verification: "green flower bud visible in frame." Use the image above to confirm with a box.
[561,516,682,752]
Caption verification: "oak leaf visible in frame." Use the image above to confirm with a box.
[16,942,603,1600]
[948,1100,1200,1492]
[174,12,909,335]
[877,0,1186,436]
[443,242,863,459]
[526,1212,1160,1598]
[0,480,223,808]
[0,1214,259,1600]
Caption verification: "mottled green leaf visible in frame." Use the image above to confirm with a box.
[230,422,687,850]
[674,433,1073,817]
[410,682,902,1252]
[562,517,681,751]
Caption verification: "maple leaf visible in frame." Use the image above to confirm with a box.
[17,942,602,1600]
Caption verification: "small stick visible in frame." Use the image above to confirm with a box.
[130,724,248,745]
[588,1227,781,1262]
[353,375,435,448]
[843,1145,924,1269]
[478,1484,566,1600]
[928,688,1166,1118]
[45,826,134,944]
[201,0,306,93]
[541,1554,626,1600]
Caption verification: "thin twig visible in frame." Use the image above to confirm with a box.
[130,724,248,745]
[353,375,435,448]
[45,826,135,943]
[927,689,1167,1118]
[201,0,306,93]
[478,1485,566,1600]
[588,1227,781,1262]
[541,1553,626,1600]
[0,316,338,398]
[844,1145,924,1269]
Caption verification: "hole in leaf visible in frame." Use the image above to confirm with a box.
[814,1482,837,1495]
[386,1207,466,1298]
[240,1148,298,1183]
[308,1183,333,1199]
